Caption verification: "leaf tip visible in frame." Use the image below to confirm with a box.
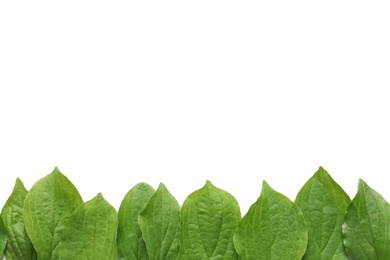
[158,182,167,189]
[262,180,272,191]
[314,166,330,177]
[358,178,369,189]
[94,192,105,201]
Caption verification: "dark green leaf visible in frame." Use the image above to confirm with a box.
[343,179,390,259]
[139,183,180,260]
[234,181,307,259]
[118,183,155,260]
[180,180,241,259]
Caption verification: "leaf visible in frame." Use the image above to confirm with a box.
[233,181,307,260]
[23,167,83,260]
[56,193,118,260]
[342,179,390,259]
[1,178,37,260]
[179,180,241,260]
[295,167,350,259]
[0,215,7,257]
[118,182,155,260]
[139,183,180,260]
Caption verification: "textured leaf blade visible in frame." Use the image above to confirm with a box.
[179,180,241,259]
[57,193,118,260]
[1,178,37,260]
[234,181,307,260]
[343,179,390,259]
[295,167,350,259]
[118,183,155,260]
[23,167,83,260]
[0,214,6,257]
[139,183,180,260]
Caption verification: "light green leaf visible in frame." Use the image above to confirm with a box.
[1,178,37,260]
[295,167,350,259]
[56,193,118,260]
[179,180,241,260]
[342,179,390,259]
[0,214,7,257]
[118,183,155,260]
[234,181,307,260]
[139,183,180,260]
[23,167,83,260]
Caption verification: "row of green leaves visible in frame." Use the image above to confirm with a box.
[0,166,389,259]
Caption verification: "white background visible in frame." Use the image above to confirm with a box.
[1,1,390,216]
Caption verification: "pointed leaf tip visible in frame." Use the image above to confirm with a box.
[295,166,350,259]
[158,182,167,189]
[261,180,271,190]
[180,180,241,259]
[235,179,307,259]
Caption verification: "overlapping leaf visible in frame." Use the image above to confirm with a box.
[118,183,155,260]
[2,166,390,259]
[343,179,390,259]
[23,167,83,260]
[234,181,307,259]
[56,193,118,260]
[180,181,241,259]
[295,167,350,259]
[1,178,37,260]
[139,183,180,260]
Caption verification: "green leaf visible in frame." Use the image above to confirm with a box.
[179,180,241,260]
[295,167,350,259]
[56,193,118,260]
[234,181,307,260]
[118,183,155,260]
[343,179,390,259]
[0,214,7,257]
[23,167,83,260]
[139,183,180,260]
[1,178,37,260]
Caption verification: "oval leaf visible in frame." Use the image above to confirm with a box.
[343,179,390,259]
[295,167,350,259]
[23,167,83,260]
[234,181,307,259]
[139,183,180,260]
[118,182,155,260]
[57,193,118,260]
[1,178,37,260]
[179,180,241,259]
